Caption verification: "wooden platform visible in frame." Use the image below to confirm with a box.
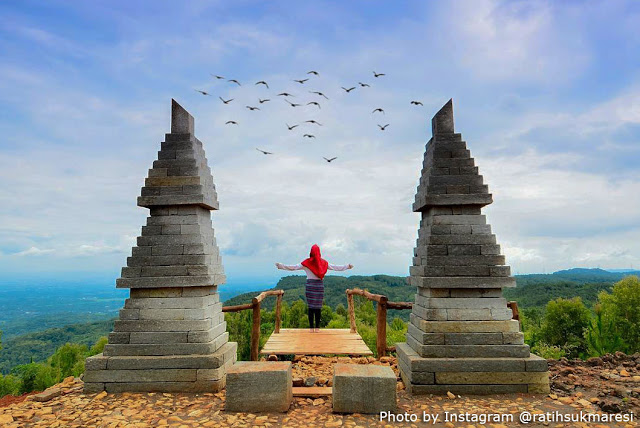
[292,387,332,397]
[260,328,373,356]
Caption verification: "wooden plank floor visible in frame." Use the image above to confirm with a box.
[260,328,373,356]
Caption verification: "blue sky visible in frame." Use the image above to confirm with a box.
[0,0,639,286]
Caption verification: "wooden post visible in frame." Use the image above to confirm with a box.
[376,296,388,358]
[251,298,261,361]
[275,294,282,333]
[347,292,357,333]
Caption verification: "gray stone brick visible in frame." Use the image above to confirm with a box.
[449,288,503,298]
[413,276,516,289]
[129,332,188,344]
[85,354,109,370]
[447,245,481,255]
[84,369,197,383]
[113,319,214,332]
[414,296,507,309]
[103,340,223,357]
[407,323,445,345]
[398,360,434,384]
[407,335,530,358]
[105,342,237,370]
[150,245,184,256]
[332,364,396,414]
[226,362,292,412]
[444,333,503,345]
[431,215,486,225]
[108,332,131,344]
[104,379,225,393]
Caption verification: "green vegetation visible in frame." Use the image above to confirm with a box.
[2,270,640,399]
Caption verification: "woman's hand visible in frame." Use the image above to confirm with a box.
[348,264,354,269]
[275,262,281,269]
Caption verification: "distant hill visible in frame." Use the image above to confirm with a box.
[0,320,114,374]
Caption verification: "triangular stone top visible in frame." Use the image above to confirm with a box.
[137,99,219,210]
[413,99,492,212]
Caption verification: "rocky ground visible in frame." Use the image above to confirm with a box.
[0,353,638,427]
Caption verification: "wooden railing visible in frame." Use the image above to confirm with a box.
[346,288,413,358]
[222,289,284,361]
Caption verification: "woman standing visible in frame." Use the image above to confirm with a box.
[275,244,353,332]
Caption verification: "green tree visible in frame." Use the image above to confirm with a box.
[540,297,591,358]
[89,337,108,356]
[598,275,640,353]
[585,304,623,357]
[49,343,88,380]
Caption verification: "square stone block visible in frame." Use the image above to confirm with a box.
[225,362,292,413]
[332,364,397,414]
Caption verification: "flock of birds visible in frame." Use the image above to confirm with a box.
[193,70,425,163]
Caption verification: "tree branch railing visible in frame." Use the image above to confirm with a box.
[222,289,285,361]
[346,288,413,358]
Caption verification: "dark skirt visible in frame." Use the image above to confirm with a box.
[305,279,324,309]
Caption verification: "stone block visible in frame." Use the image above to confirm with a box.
[85,354,109,370]
[436,371,549,385]
[431,215,486,225]
[397,342,527,372]
[332,364,397,414]
[116,274,224,289]
[525,354,549,372]
[425,255,505,266]
[103,334,227,356]
[407,335,530,358]
[125,295,220,310]
[225,362,292,412]
[108,332,131,344]
[105,342,237,370]
[449,288,502,298]
[407,324,445,345]
[397,360,434,385]
[415,296,507,309]
[84,369,197,383]
[528,383,551,393]
[113,319,213,332]
[502,332,525,345]
[104,379,224,393]
[410,314,520,333]
[428,234,496,245]
[83,383,105,393]
[444,333,504,345]
[413,276,516,289]
[129,332,189,344]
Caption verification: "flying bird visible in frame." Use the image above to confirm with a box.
[219,97,233,104]
[293,78,309,84]
[309,91,329,99]
[255,81,269,88]
[277,92,294,97]
[373,71,385,78]
[246,106,260,111]
[285,99,301,107]
[341,86,356,93]
[225,120,238,125]
[195,89,211,96]
[286,123,299,130]
[259,98,270,104]
[256,148,273,155]
[358,82,370,87]
[410,101,424,106]
[307,101,321,109]
[378,124,390,131]
[228,79,241,86]
[372,108,385,114]
[303,134,316,139]
[211,74,225,79]
[305,120,323,126]
[307,71,319,76]
[323,157,337,163]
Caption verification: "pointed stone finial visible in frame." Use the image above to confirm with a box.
[171,98,194,134]
[431,99,454,136]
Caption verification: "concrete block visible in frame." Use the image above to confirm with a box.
[84,369,197,383]
[417,288,450,298]
[397,342,527,372]
[105,342,237,370]
[103,339,224,357]
[83,383,105,393]
[436,371,549,385]
[116,274,221,288]
[414,296,507,309]
[428,234,496,245]
[425,255,505,266]
[449,288,502,298]
[188,322,227,343]
[397,360,434,385]
[226,362,292,412]
[332,364,397,414]
[407,323,445,345]
[525,354,549,372]
[445,308,493,321]
[118,309,139,320]
[113,319,213,332]
[85,354,109,370]
[125,296,220,310]
[108,332,131,344]
[413,276,516,289]
[502,332,525,344]
[446,245,481,255]
[409,314,520,333]
[129,332,189,344]
[411,305,447,321]
[490,266,511,277]
[407,335,530,358]
[431,215,486,225]
[104,379,225,393]
[444,333,504,345]
[149,245,184,256]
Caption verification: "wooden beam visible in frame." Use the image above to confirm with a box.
[347,292,356,333]
[254,289,285,304]
[222,303,253,312]
[251,298,261,361]
[387,301,413,310]
[376,296,388,358]
[346,288,385,303]
[275,293,282,333]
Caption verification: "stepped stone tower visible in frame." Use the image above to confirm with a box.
[397,100,550,395]
[84,100,237,393]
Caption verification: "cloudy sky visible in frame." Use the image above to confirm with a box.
[1,0,639,287]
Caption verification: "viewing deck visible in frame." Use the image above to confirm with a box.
[260,328,373,356]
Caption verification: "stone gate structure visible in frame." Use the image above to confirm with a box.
[397,100,550,394]
[84,100,237,393]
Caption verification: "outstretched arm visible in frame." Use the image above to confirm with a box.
[328,263,354,271]
[275,263,304,271]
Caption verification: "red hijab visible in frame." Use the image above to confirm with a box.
[301,244,329,279]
